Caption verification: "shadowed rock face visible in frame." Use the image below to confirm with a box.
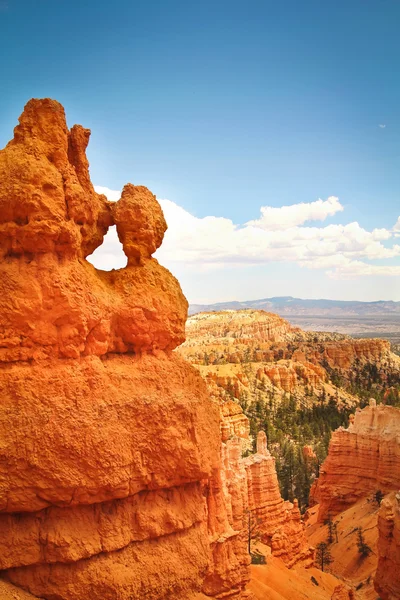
[375,492,400,600]
[0,98,223,600]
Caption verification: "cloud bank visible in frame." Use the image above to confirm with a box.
[91,186,400,279]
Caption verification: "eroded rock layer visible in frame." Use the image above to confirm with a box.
[311,402,400,522]
[244,432,313,567]
[179,310,398,410]
[0,99,223,600]
[375,492,400,600]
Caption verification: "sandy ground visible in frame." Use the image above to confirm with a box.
[249,553,340,600]
[306,497,380,600]
[249,495,381,600]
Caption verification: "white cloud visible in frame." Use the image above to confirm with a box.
[394,216,400,232]
[327,260,400,279]
[95,186,121,201]
[246,196,343,230]
[91,186,400,280]
[379,124,386,128]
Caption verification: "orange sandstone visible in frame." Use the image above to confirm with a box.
[330,584,355,600]
[244,433,313,567]
[375,492,400,600]
[311,402,400,522]
[0,99,222,600]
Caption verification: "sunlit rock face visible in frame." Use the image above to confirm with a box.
[244,432,313,567]
[375,492,400,600]
[321,338,392,370]
[0,98,223,600]
[310,402,400,522]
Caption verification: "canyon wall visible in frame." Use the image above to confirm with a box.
[311,402,400,521]
[374,492,400,600]
[258,361,326,392]
[0,98,225,600]
[321,339,391,370]
[203,439,251,599]
[183,310,298,344]
[182,312,393,372]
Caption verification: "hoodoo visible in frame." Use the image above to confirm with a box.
[0,99,222,599]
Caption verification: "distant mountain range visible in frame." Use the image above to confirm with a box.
[189,296,400,317]
[188,297,400,341]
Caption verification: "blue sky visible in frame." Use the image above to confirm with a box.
[1,0,399,301]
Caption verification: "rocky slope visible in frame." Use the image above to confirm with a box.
[0,99,225,600]
[308,404,400,599]
[310,402,400,522]
[0,581,42,600]
[183,310,299,344]
[306,497,379,600]
[249,557,352,600]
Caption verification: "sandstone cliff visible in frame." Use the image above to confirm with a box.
[183,310,298,344]
[311,402,400,522]
[182,311,393,374]
[375,492,400,600]
[0,99,225,600]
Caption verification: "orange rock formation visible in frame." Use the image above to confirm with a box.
[330,584,355,600]
[182,312,392,373]
[260,360,326,392]
[0,99,225,599]
[375,492,400,600]
[219,397,251,442]
[184,310,298,344]
[322,339,391,370]
[203,438,251,599]
[244,432,313,567]
[0,581,42,600]
[311,402,400,522]
[2,98,382,600]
